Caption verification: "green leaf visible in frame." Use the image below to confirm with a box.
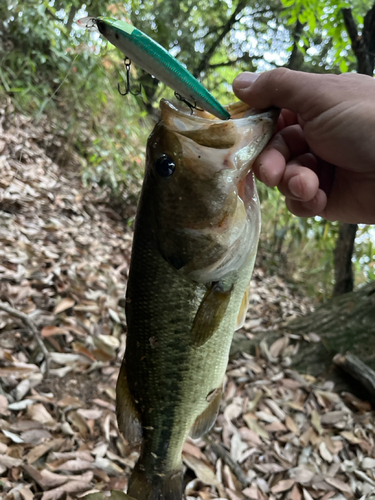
[339,59,348,73]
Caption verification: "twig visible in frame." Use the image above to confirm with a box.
[205,435,249,487]
[0,300,50,376]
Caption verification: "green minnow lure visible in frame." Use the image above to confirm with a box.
[77,16,230,120]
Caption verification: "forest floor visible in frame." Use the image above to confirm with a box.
[0,102,374,500]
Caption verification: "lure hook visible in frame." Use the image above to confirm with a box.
[118,57,141,96]
[174,92,204,115]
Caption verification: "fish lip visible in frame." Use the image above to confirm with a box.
[160,98,279,125]
[159,99,279,185]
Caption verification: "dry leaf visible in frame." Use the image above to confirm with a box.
[183,453,221,488]
[362,457,375,469]
[41,326,67,337]
[269,337,289,358]
[302,489,314,500]
[241,485,259,499]
[285,415,299,434]
[19,485,34,500]
[28,403,56,425]
[2,429,24,443]
[289,466,314,484]
[290,484,302,500]
[0,395,10,416]
[311,410,323,435]
[324,477,352,494]
[271,479,294,493]
[243,413,269,440]
[41,480,92,500]
[54,298,75,314]
[319,442,333,463]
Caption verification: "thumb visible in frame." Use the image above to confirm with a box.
[233,68,339,117]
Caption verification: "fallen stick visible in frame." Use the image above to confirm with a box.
[205,436,249,487]
[0,300,50,376]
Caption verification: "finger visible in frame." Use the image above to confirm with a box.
[286,189,327,218]
[279,109,299,128]
[254,148,286,186]
[278,154,320,202]
[232,69,344,118]
[276,109,299,133]
[254,125,309,187]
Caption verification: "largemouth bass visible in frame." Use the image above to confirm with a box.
[116,100,278,500]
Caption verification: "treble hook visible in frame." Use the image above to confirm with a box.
[118,57,141,96]
[174,92,204,115]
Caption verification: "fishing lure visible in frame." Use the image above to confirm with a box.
[77,16,231,120]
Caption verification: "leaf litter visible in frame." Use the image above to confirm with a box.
[0,103,374,500]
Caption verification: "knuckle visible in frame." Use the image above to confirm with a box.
[268,67,292,88]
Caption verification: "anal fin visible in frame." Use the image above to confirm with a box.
[189,387,222,439]
[191,282,232,347]
[235,282,251,330]
[116,360,142,445]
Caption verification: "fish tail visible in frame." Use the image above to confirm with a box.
[127,460,183,500]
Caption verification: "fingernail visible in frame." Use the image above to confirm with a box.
[233,72,260,90]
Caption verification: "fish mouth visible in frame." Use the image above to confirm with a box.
[160,99,279,193]
[160,98,277,122]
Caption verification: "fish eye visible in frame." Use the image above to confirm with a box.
[155,154,175,177]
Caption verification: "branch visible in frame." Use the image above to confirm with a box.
[287,20,305,70]
[205,436,249,487]
[342,8,358,44]
[0,301,50,376]
[46,8,61,22]
[208,54,264,69]
[193,0,247,77]
[342,7,374,75]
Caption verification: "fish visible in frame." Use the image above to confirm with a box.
[116,100,279,500]
[77,16,230,120]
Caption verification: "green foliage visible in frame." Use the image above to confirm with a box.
[0,0,149,195]
[280,0,374,72]
[257,182,339,299]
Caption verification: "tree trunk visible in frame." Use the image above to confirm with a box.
[332,222,357,296]
[287,20,305,70]
[332,3,375,295]
[230,281,375,393]
[287,281,375,374]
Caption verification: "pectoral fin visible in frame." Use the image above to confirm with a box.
[189,387,222,439]
[116,360,142,445]
[235,283,251,330]
[191,282,232,347]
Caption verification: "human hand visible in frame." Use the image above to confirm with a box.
[233,69,375,224]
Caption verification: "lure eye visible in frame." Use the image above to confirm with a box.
[155,154,175,177]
